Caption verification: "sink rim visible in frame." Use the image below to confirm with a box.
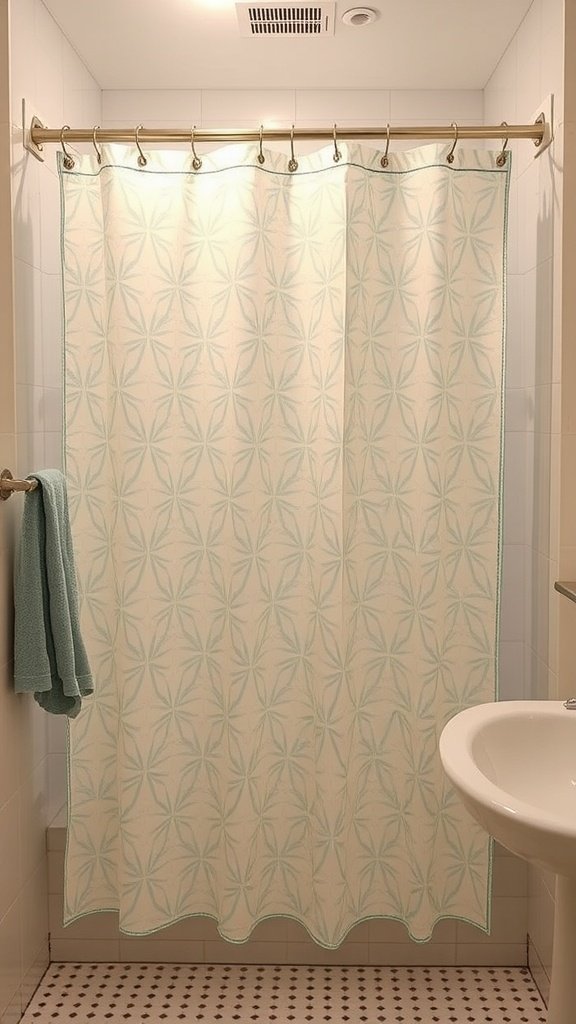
[439,700,576,842]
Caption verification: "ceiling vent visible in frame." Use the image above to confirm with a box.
[236,2,335,36]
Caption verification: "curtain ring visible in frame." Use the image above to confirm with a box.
[333,123,341,163]
[288,124,298,173]
[446,122,458,164]
[135,124,147,167]
[380,123,391,168]
[60,125,75,170]
[190,126,202,170]
[257,124,265,165]
[92,125,102,164]
[496,122,509,167]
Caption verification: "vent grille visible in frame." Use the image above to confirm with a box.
[236,2,335,36]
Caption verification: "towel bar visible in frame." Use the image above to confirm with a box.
[0,468,39,500]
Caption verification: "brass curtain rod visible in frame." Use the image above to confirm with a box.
[30,119,547,147]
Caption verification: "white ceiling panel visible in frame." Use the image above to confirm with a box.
[42,0,534,91]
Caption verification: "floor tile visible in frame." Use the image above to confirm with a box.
[21,962,548,1022]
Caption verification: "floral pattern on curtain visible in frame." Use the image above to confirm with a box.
[61,142,509,945]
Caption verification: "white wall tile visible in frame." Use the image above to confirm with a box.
[10,139,41,270]
[368,943,456,966]
[529,937,550,1005]
[18,762,48,886]
[0,799,20,921]
[103,90,201,123]
[20,861,48,978]
[505,276,523,386]
[518,167,540,273]
[41,273,63,389]
[16,384,44,436]
[515,0,543,123]
[48,897,118,940]
[47,851,64,895]
[201,90,295,126]
[0,900,22,1016]
[118,938,205,963]
[8,0,36,127]
[49,938,120,962]
[47,753,67,825]
[492,851,528,898]
[43,388,62,434]
[455,943,526,966]
[44,432,63,470]
[296,90,390,123]
[456,897,527,945]
[505,388,529,433]
[500,544,525,641]
[13,258,42,386]
[390,90,483,122]
[33,0,64,128]
[503,431,526,545]
[16,433,45,478]
[498,640,525,699]
[39,169,61,274]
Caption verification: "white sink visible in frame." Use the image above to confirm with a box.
[440,700,576,1024]
[439,700,576,878]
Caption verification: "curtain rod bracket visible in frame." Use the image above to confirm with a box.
[532,96,554,158]
[22,100,46,162]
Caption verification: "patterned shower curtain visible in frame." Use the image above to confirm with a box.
[61,141,509,945]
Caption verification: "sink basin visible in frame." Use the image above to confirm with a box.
[439,700,576,878]
[440,700,576,1024]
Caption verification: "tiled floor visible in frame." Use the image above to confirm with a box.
[21,962,547,1022]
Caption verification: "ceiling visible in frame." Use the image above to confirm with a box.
[42,0,533,91]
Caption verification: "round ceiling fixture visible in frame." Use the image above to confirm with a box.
[341,7,377,26]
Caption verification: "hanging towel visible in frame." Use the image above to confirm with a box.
[14,469,93,717]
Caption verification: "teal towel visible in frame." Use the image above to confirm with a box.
[14,469,93,717]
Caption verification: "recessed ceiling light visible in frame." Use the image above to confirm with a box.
[342,7,377,26]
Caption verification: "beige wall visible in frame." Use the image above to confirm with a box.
[485,0,565,1004]
[0,1,49,1021]
[9,0,102,831]
[1,0,102,1019]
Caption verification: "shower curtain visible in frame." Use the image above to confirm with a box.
[61,141,509,945]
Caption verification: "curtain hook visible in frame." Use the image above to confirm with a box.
[496,122,509,167]
[380,123,391,168]
[190,126,202,170]
[135,124,147,167]
[92,125,102,165]
[258,124,265,165]
[60,125,75,170]
[333,123,341,163]
[288,124,298,173]
[446,122,458,164]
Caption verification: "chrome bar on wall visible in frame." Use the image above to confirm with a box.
[0,469,38,500]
